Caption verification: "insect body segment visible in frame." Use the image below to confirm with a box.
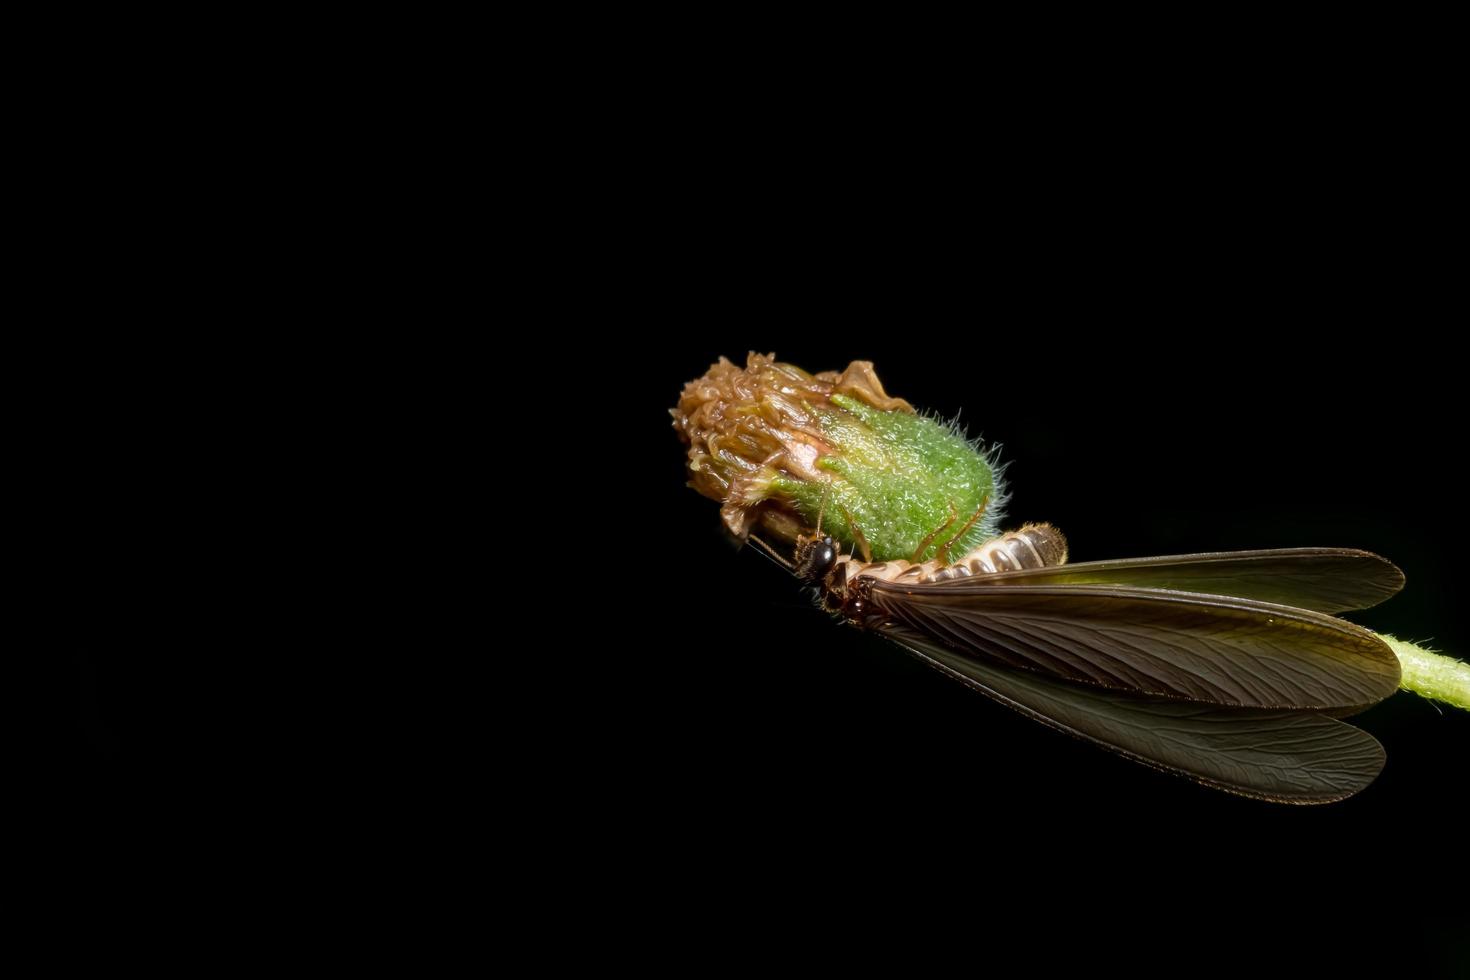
[930,523,1067,578]
[797,524,1071,623]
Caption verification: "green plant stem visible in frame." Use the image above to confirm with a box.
[1378,635,1470,711]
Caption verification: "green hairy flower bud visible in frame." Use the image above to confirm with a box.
[672,353,1003,563]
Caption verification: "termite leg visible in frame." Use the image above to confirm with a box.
[911,501,959,564]
[936,493,990,566]
[840,504,873,564]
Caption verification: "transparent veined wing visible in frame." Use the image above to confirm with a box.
[868,580,1401,711]
[886,625,1386,803]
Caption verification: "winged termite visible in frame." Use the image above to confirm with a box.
[676,354,1407,803]
[747,522,1403,803]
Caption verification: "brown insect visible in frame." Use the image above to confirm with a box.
[752,511,1404,804]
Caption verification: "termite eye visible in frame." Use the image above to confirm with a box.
[796,536,838,582]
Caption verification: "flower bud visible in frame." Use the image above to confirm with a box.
[673,353,1005,562]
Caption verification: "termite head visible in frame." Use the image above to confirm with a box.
[794,533,838,583]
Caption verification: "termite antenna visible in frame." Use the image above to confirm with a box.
[746,533,796,574]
